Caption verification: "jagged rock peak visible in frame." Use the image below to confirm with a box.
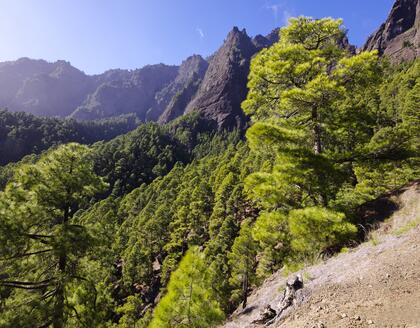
[252,28,280,49]
[225,26,253,48]
[230,26,246,34]
[177,55,208,81]
[363,0,419,62]
[184,26,259,130]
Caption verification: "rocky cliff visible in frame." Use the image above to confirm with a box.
[155,55,208,123]
[363,0,419,62]
[184,27,278,130]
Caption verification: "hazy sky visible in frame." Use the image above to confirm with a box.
[0,0,394,74]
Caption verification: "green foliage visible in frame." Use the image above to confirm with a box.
[0,153,39,190]
[115,295,146,328]
[93,122,187,196]
[51,134,265,326]
[252,211,290,278]
[243,17,417,275]
[149,247,224,328]
[288,207,357,258]
[228,219,257,309]
[0,143,106,327]
[92,113,238,196]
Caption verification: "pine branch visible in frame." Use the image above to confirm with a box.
[2,248,53,260]
[0,278,54,289]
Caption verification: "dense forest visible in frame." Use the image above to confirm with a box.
[0,110,139,165]
[0,17,419,328]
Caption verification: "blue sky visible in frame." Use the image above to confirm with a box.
[0,0,394,74]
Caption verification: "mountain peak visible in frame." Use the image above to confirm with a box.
[363,0,419,62]
[230,26,243,33]
[184,27,259,129]
[226,26,252,45]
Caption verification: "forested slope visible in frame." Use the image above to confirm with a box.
[0,15,418,328]
[0,110,138,165]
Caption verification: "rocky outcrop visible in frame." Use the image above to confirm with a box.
[185,27,277,130]
[363,0,419,62]
[154,55,208,123]
[157,78,202,123]
[252,28,280,48]
[161,29,279,128]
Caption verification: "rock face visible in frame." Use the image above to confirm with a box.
[185,27,278,130]
[155,55,208,123]
[363,0,420,62]
[252,28,280,49]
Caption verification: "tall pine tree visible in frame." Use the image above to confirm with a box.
[0,143,106,328]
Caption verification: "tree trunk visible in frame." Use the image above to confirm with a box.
[242,275,248,309]
[312,107,327,205]
[53,206,69,328]
[266,275,304,325]
[53,254,66,328]
[187,280,193,328]
[312,107,322,155]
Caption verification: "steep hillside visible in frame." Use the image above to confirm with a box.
[364,0,420,62]
[222,181,420,328]
[155,55,208,123]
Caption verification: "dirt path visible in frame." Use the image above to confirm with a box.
[222,182,420,328]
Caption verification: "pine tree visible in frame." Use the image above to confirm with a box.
[228,219,257,309]
[242,17,385,267]
[288,207,357,259]
[243,17,382,207]
[149,247,224,328]
[251,211,290,279]
[0,143,106,328]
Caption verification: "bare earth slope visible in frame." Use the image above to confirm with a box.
[222,181,420,328]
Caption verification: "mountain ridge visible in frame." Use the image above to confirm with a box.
[1,0,418,128]
[0,27,279,129]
